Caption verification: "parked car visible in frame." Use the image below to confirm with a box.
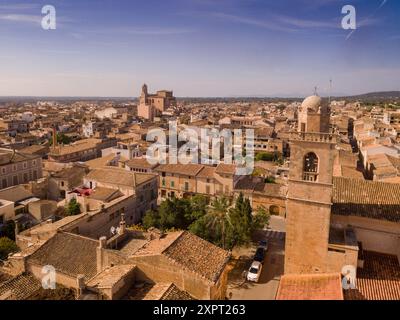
[247,261,263,282]
[258,240,269,251]
[254,247,265,264]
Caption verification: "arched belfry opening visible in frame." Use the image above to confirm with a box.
[303,152,318,181]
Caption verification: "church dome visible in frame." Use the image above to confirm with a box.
[301,95,322,113]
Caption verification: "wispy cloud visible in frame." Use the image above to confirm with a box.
[83,26,196,36]
[121,27,195,35]
[0,13,41,25]
[379,0,388,9]
[211,12,297,32]
[276,15,339,29]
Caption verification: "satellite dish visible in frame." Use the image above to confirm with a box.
[110,226,116,235]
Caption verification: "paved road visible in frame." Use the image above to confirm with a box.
[227,216,286,300]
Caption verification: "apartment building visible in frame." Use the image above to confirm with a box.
[154,163,237,200]
[0,148,43,190]
[48,138,117,163]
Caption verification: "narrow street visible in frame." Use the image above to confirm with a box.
[227,216,286,300]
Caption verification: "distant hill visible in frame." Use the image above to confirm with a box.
[338,91,400,103]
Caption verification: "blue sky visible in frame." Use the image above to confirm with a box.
[0,0,399,97]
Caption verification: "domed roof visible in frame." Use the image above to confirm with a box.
[301,95,322,113]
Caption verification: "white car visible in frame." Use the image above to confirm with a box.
[247,261,263,282]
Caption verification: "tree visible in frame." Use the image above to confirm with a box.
[252,206,271,231]
[49,133,72,146]
[158,197,192,230]
[265,176,276,184]
[255,152,275,162]
[142,209,160,230]
[0,220,16,241]
[65,198,81,216]
[229,193,253,245]
[141,196,208,232]
[0,237,19,260]
[203,197,233,249]
[187,194,207,220]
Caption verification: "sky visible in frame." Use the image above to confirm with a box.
[0,0,399,97]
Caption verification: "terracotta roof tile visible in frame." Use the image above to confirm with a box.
[162,231,230,283]
[332,177,400,222]
[215,163,236,175]
[276,273,343,300]
[155,164,204,177]
[344,251,400,300]
[196,166,216,179]
[0,273,42,300]
[28,232,98,280]
[86,167,156,187]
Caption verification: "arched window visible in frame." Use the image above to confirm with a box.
[303,152,318,181]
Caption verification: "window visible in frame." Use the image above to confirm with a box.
[12,165,17,171]
[162,179,166,187]
[2,179,7,189]
[33,170,38,180]
[23,162,27,169]
[184,182,189,191]
[206,185,210,194]
[33,160,36,166]
[303,152,319,181]
[13,175,18,185]
[1,167,5,174]
[170,181,175,188]
[23,173,28,183]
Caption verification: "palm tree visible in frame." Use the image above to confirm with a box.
[204,197,232,249]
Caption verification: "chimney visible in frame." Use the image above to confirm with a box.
[14,221,19,238]
[118,213,126,235]
[76,274,85,299]
[96,236,107,273]
[148,227,163,240]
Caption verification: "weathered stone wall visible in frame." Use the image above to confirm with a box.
[127,254,218,300]
[331,214,400,258]
[285,200,331,274]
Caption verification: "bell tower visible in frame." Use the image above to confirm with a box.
[140,83,148,105]
[284,95,336,274]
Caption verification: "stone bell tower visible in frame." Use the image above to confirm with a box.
[140,83,148,105]
[284,95,336,274]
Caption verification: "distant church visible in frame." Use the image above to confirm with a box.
[137,84,176,121]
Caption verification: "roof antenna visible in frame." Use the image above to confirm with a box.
[329,78,332,105]
[314,86,318,96]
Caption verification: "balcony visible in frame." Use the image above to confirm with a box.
[302,172,318,182]
[289,132,337,143]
